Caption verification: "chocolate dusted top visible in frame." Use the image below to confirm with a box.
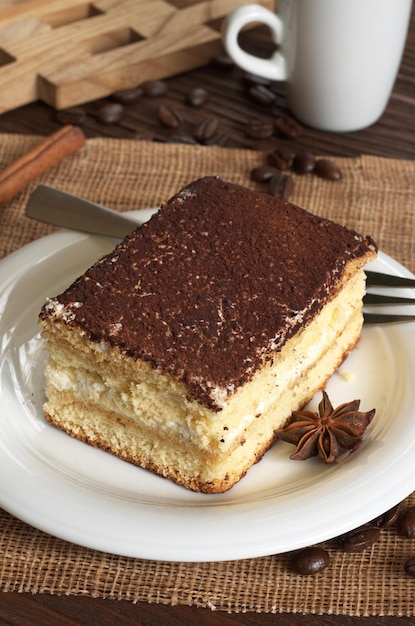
[41,177,377,410]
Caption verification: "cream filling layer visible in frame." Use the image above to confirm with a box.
[44,271,365,454]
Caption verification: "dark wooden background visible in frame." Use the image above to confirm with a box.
[0,19,414,160]
[1,4,415,625]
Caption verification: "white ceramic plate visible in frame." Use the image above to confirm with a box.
[1,209,415,562]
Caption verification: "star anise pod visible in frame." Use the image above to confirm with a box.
[276,391,376,463]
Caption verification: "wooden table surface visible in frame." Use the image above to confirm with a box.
[1,5,415,625]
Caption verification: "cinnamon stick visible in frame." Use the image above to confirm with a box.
[0,125,86,206]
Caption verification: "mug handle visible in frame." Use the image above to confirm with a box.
[222,4,287,81]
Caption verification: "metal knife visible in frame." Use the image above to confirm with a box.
[25,184,141,239]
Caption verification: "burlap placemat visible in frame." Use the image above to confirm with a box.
[1,133,415,615]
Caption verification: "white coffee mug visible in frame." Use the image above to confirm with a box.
[222,0,413,132]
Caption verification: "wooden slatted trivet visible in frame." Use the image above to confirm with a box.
[0,0,273,113]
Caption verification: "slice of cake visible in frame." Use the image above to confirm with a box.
[39,177,377,493]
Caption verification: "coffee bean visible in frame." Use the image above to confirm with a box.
[340,525,381,552]
[245,120,274,139]
[397,507,415,538]
[404,557,415,577]
[292,151,316,174]
[314,158,343,181]
[157,104,182,129]
[193,117,219,142]
[373,502,403,529]
[280,175,295,199]
[269,173,294,199]
[250,165,280,183]
[142,80,168,97]
[274,115,303,138]
[202,132,229,147]
[56,107,86,126]
[169,134,198,145]
[267,147,295,170]
[112,86,143,104]
[97,102,124,124]
[249,84,277,106]
[268,171,283,193]
[290,547,330,575]
[185,87,209,107]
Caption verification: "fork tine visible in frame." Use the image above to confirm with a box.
[365,270,415,288]
[364,271,415,322]
[364,313,415,324]
[364,293,415,305]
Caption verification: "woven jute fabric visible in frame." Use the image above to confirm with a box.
[1,133,415,615]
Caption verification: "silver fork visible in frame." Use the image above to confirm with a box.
[25,185,415,325]
[364,271,415,324]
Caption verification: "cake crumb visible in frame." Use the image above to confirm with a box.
[338,369,356,382]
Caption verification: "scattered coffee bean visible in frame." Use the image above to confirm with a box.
[340,525,381,552]
[112,86,143,104]
[274,115,303,138]
[269,173,294,199]
[185,87,209,107]
[267,147,295,170]
[245,119,274,139]
[397,507,415,538]
[268,171,282,191]
[56,107,86,126]
[97,102,124,124]
[202,132,229,147]
[248,84,277,106]
[250,165,280,183]
[157,104,182,129]
[373,502,403,529]
[290,547,330,575]
[404,557,415,577]
[292,151,316,174]
[314,158,343,181]
[169,134,198,144]
[193,117,219,142]
[142,80,168,97]
[284,175,295,198]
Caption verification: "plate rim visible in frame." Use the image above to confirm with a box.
[1,214,415,562]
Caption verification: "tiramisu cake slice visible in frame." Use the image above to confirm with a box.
[39,177,377,493]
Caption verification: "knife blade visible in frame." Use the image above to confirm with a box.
[25,184,141,239]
